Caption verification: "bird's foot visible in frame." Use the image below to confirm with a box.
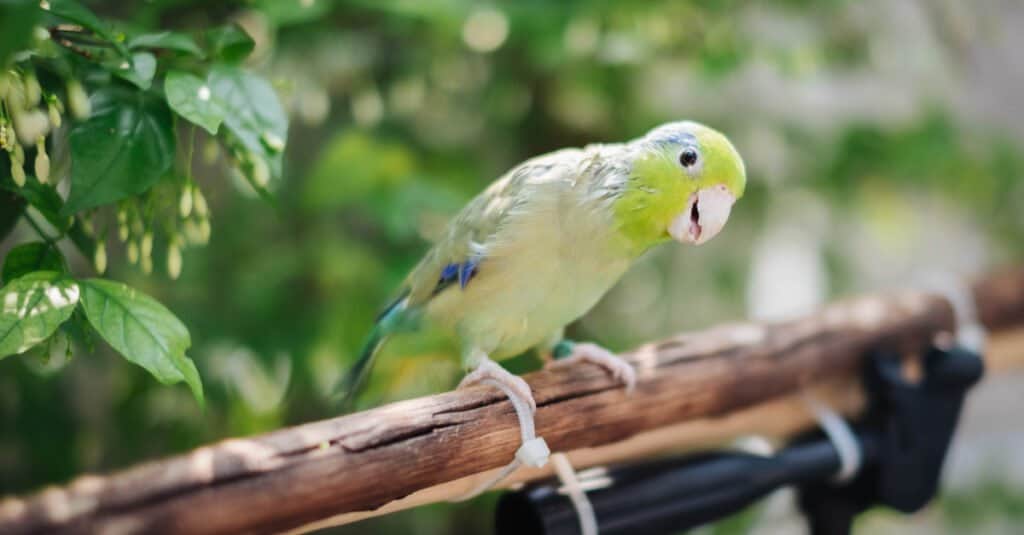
[548,342,637,393]
[458,357,549,469]
[459,357,537,414]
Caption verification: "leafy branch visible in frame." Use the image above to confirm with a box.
[0,0,289,403]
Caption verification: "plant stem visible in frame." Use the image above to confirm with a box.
[22,211,58,244]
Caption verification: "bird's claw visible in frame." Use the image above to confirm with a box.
[548,342,637,393]
[459,358,537,413]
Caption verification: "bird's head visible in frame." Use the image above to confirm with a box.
[614,121,746,253]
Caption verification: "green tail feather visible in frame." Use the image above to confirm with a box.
[334,295,416,410]
[333,325,388,410]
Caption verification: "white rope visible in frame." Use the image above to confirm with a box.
[804,393,862,483]
[551,453,599,535]
[449,378,549,502]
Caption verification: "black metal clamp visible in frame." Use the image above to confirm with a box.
[494,345,984,535]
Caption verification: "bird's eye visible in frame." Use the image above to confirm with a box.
[679,148,699,168]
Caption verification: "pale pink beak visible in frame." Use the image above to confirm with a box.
[668,185,736,245]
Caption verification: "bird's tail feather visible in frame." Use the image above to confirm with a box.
[333,325,388,410]
[333,294,413,410]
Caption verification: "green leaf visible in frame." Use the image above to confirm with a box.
[78,278,203,405]
[0,189,25,241]
[2,242,66,284]
[165,70,224,135]
[128,31,204,58]
[44,0,125,54]
[64,88,175,214]
[0,272,80,359]
[208,64,288,180]
[205,24,255,63]
[0,0,39,67]
[111,52,157,90]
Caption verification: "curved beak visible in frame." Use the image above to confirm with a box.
[668,185,736,245]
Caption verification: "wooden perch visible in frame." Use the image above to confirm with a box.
[2,268,1024,535]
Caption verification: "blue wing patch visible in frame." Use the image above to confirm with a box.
[434,258,479,295]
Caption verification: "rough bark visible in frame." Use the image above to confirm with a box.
[1,268,1022,535]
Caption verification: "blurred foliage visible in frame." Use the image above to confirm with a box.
[1,0,1023,533]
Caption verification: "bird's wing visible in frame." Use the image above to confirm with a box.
[402,149,585,307]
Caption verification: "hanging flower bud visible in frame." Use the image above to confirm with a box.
[197,218,211,244]
[261,131,285,153]
[23,72,41,107]
[140,231,153,259]
[93,239,107,274]
[0,121,9,151]
[141,253,152,275]
[10,143,25,187]
[127,240,139,264]
[12,109,50,146]
[47,96,63,129]
[167,240,182,280]
[66,79,91,120]
[179,183,193,218]
[249,155,270,188]
[192,186,208,218]
[117,204,129,241]
[34,136,49,183]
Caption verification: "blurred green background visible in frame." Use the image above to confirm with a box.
[1,0,1022,533]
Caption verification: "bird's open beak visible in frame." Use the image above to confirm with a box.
[668,185,736,245]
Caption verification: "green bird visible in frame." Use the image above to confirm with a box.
[341,121,746,458]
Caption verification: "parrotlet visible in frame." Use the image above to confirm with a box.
[341,121,746,462]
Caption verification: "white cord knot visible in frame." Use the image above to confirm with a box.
[516,437,551,468]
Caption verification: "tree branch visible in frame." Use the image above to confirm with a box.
[1,268,1023,535]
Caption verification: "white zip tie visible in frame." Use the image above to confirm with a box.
[804,393,862,483]
[923,272,987,354]
[551,453,599,535]
[450,378,549,502]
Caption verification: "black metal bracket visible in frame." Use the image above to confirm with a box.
[798,344,984,534]
[494,345,984,535]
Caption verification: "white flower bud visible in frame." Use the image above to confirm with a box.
[66,79,91,120]
[127,240,139,264]
[193,186,208,218]
[11,158,26,187]
[197,218,211,244]
[93,240,107,274]
[47,98,62,129]
[141,253,152,275]
[12,109,50,146]
[261,131,285,153]
[249,155,270,188]
[24,73,41,107]
[34,137,49,183]
[140,231,153,259]
[179,184,193,218]
[167,241,182,279]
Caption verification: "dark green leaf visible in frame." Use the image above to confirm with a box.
[165,70,224,135]
[0,271,79,359]
[64,88,175,214]
[128,31,204,57]
[0,0,39,67]
[208,64,288,180]
[0,189,25,241]
[44,0,125,53]
[205,24,254,63]
[111,52,157,90]
[2,242,66,284]
[78,278,203,405]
